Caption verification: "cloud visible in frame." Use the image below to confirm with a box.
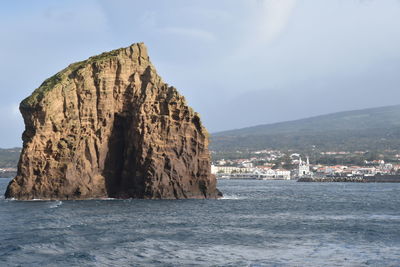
[231,0,297,61]
[255,0,297,45]
[160,27,216,42]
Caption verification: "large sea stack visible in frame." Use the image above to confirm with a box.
[5,43,221,200]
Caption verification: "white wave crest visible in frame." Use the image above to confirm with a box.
[49,200,63,208]
[219,194,244,200]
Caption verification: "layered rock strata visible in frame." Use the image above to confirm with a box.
[5,43,221,200]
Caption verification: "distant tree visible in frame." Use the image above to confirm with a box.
[365,151,379,162]
[254,160,267,166]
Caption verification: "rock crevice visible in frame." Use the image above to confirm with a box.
[5,42,221,200]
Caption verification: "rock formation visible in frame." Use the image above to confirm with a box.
[5,43,221,200]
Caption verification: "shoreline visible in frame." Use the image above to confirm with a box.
[298,175,400,183]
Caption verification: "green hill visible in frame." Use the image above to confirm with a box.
[210,105,400,152]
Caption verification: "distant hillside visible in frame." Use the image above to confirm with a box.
[211,105,400,152]
[2,105,400,162]
[0,148,21,168]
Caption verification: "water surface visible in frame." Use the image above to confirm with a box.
[1,178,399,266]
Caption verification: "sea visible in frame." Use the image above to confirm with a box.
[0,178,400,267]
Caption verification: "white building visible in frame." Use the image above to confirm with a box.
[241,162,254,168]
[258,168,291,180]
[211,165,252,174]
[298,156,312,177]
[212,165,291,180]
[275,169,291,180]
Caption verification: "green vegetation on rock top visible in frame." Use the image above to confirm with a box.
[20,43,144,108]
[21,72,63,107]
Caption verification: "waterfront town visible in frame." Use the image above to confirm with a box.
[211,149,400,180]
[2,149,400,180]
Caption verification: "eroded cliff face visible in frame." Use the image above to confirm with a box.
[5,43,221,200]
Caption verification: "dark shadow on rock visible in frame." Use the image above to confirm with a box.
[103,113,128,197]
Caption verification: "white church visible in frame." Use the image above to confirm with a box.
[297,156,312,178]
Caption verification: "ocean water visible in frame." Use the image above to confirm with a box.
[1,179,400,267]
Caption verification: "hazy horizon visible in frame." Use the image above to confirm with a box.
[1,0,400,147]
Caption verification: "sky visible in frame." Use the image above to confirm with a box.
[1,0,400,148]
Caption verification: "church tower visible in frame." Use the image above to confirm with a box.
[298,156,311,177]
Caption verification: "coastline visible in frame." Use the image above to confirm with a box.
[298,175,400,183]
